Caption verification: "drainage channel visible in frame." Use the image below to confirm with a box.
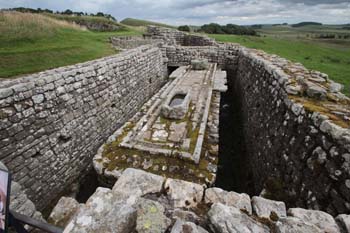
[215,69,256,196]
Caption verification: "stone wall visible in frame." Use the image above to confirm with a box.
[110,36,163,50]
[145,26,185,45]
[232,48,350,215]
[163,44,239,69]
[146,26,217,46]
[183,34,217,46]
[0,45,166,209]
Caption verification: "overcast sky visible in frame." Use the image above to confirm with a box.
[1,0,349,25]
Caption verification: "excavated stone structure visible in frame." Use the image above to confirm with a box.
[0,26,350,230]
[93,60,226,186]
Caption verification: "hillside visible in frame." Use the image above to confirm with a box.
[121,18,175,28]
[292,21,322,27]
[0,11,141,78]
[45,13,125,32]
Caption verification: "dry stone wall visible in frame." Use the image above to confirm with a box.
[0,45,166,209]
[146,25,216,46]
[110,36,163,50]
[163,44,239,68]
[233,48,350,216]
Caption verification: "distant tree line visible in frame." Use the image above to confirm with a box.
[178,23,257,36]
[292,22,322,27]
[178,25,191,32]
[6,7,117,21]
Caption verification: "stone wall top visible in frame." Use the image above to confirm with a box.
[239,47,350,144]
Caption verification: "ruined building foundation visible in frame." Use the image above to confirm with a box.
[0,26,350,232]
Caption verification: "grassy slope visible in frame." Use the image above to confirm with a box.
[121,18,175,29]
[46,13,121,25]
[0,12,142,78]
[209,34,350,96]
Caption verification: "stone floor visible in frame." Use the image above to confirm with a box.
[93,64,227,186]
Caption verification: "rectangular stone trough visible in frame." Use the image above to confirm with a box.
[93,63,227,185]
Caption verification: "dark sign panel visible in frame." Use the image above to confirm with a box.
[0,168,10,233]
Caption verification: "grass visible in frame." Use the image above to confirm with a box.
[44,13,125,31]
[46,13,121,25]
[0,11,142,78]
[257,24,350,39]
[121,18,175,29]
[209,33,350,96]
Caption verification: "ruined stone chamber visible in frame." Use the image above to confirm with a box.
[93,60,228,186]
[104,26,350,217]
[1,25,350,231]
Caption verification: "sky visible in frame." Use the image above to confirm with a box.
[0,0,349,26]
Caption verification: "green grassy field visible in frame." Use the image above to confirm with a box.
[209,33,350,96]
[257,24,350,37]
[120,18,175,29]
[0,12,142,78]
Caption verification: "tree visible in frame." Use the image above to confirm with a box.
[63,9,73,15]
[201,23,224,34]
[178,25,190,32]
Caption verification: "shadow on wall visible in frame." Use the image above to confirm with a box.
[167,66,179,77]
[215,69,256,195]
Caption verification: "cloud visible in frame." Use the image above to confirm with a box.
[285,0,349,5]
[0,0,349,25]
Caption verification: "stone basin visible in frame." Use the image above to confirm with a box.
[169,94,186,107]
[161,90,191,120]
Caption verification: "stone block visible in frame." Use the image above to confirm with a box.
[164,178,204,208]
[205,188,252,214]
[252,196,286,219]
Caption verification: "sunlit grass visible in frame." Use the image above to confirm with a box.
[0,11,142,78]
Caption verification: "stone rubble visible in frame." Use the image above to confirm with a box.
[288,208,340,233]
[48,197,81,228]
[49,168,350,233]
[135,198,171,233]
[204,187,252,214]
[252,196,286,219]
[164,178,204,208]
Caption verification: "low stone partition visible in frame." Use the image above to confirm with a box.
[49,168,350,233]
[164,44,239,68]
[146,25,217,46]
[110,36,163,50]
[0,45,166,209]
[183,34,217,46]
